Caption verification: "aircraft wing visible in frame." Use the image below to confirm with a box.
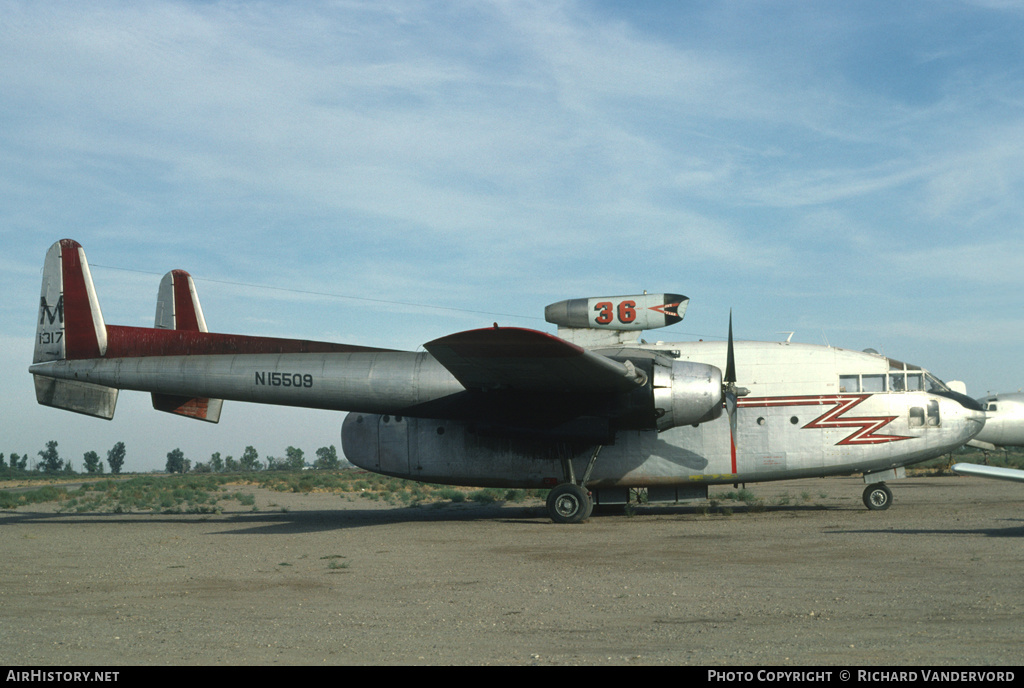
[424,326,645,394]
[951,463,1024,483]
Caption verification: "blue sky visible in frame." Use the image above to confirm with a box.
[3,1,1023,472]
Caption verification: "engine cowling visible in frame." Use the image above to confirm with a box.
[651,358,723,431]
[545,293,688,331]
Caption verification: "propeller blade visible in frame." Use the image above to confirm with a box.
[724,311,739,473]
[725,309,736,385]
[726,390,738,473]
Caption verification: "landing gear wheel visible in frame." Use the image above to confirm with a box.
[863,483,893,511]
[546,483,593,524]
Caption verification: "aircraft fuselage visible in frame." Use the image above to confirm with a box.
[340,340,984,500]
[973,393,1024,449]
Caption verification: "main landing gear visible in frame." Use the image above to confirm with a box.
[862,482,893,510]
[546,483,593,524]
[546,446,602,524]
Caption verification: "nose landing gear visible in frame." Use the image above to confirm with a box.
[863,482,893,510]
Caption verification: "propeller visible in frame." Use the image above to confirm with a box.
[723,311,749,472]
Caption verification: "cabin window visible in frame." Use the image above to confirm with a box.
[887,373,906,391]
[840,375,859,393]
[862,374,885,393]
[907,374,924,391]
[987,403,998,412]
[909,407,925,427]
[927,400,939,426]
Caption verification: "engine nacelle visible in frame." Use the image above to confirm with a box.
[545,293,688,331]
[651,358,723,431]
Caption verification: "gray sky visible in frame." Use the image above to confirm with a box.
[3,1,1023,472]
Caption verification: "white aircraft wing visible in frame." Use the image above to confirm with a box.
[951,463,1024,483]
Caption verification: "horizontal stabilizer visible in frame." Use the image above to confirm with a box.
[152,393,223,423]
[152,269,223,423]
[34,375,118,420]
[424,326,646,393]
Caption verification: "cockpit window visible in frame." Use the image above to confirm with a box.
[843,365,949,394]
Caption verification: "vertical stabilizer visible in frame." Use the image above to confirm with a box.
[152,269,224,423]
[35,239,108,363]
[32,239,117,419]
[155,269,209,331]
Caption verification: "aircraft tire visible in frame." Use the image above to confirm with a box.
[862,483,893,511]
[546,484,593,524]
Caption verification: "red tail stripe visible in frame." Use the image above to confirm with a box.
[103,326,395,358]
[60,239,103,360]
[170,270,202,331]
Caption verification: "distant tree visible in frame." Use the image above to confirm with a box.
[38,441,62,473]
[107,442,126,474]
[285,446,305,470]
[209,452,224,473]
[191,461,211,473]
[240,446,261,471]
[0,453,6,469]
[83,451,103,474]
[10,453,27,471]
[165,448,186,474]
[223,455,238,472]
[314,445,340,470]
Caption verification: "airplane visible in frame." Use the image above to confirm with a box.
[968,392,1024,451]
[30,239,986,523]
[950,392,1024,484]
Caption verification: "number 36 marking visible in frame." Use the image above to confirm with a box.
[593,300,636,325]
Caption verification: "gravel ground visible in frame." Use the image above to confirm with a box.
[1,474,1021,666]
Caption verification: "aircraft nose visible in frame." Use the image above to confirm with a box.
[959,403,987,439]
[935,390,985,426]
[935,391,986,441]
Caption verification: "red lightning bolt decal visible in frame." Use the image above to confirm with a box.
[738,395,912,445]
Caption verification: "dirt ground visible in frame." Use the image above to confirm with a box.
[1,474,1021,666]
